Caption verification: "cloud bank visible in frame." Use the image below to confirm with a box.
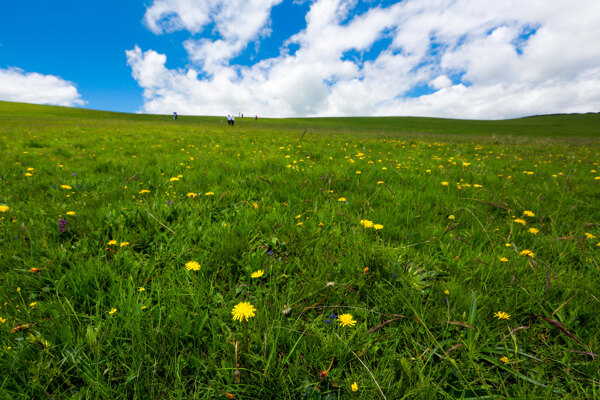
[0,67,84,107]
[129,0,600,119]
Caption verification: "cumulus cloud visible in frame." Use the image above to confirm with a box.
[130,0,600,118]
[145,0,282,72]
[0,67,84,107]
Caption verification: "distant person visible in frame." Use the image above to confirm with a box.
[231,115,235,126]
[173,112,177,120]
[227,115,231,125]
[255,115,258,120]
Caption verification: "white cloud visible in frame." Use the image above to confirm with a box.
[431,75,452,90]
[0,67,84,107]
[130,0,600,118]
[144,0,213,34]
[145,0,283,72]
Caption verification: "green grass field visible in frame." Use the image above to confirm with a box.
[1,101,599,399]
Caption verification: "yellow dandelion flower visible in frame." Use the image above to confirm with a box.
[169,177,179,182]
[377,181,384,184]
[251,270,264,278]
[30,267,40,273]
[444,290,450,295]
[338,197,346,202]
[296,222,303,226]
[494,311,510,320]
[441,181,449,186]
[66,211,76,216]
[252,203,259,209]
[120,241,129,247]
[25,172,33,177]
[499,356,509,363]
[186,192,197,198]
[523,210,535,217]
[356,171,361,174]
[360,219,374,228]
[473,184,483,188]
[138,287,146,292]
[0,317,6,324]
[338,313,357,327]
[528,228,539,234]
[505,243,511,247]
[139,189,151,194]
[27,167,34,171]
[0,205,9,213]
[205,192,214,196]
[107,240,118,246]
[29,302,37,307]
[520,249,535,258]
[513,219,527,225]
[231,301,256,322]
[109,308,117,315]
[351,382,358,392]
[373,224,383,230]
[499,257,509,262]
[585,233,596,239]
[448,215,455,220]
[185,261,201,271]
[60,185,72,190]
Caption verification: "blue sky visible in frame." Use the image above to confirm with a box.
[1,0,599,119]
[0,1,175,112]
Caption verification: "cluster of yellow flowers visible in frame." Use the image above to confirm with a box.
[107,240,129,247]
[520,249,535,258]
[360,220,383,230]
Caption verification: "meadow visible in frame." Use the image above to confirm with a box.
[1,101,599,399]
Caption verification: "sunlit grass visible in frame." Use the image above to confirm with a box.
[0,101,599,399]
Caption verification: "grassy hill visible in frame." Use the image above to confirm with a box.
[1,100,599,399]
[1,100,599,139]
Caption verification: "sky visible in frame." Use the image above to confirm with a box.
[1,0,600,119]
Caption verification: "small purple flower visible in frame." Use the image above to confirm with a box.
[59,218,69,232]
[72,172,77,176]
[167,200,173,205]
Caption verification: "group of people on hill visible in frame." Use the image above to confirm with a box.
[227,114,259,125]
[170,111,259,125]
